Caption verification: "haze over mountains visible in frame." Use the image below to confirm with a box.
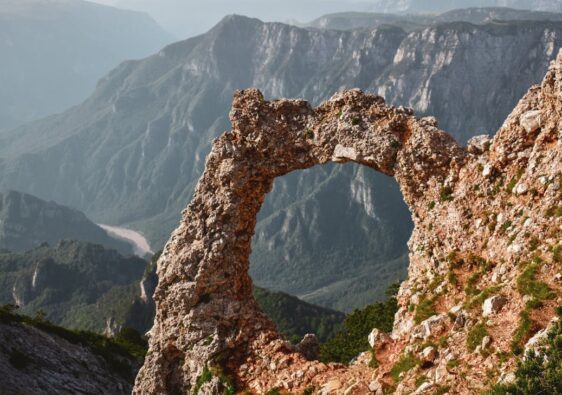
[88,0,562,38]
[0,190,133,255]
[0,0,172,130]
[1,8,560,310]
[304,7,562,30]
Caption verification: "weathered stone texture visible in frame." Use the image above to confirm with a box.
[135,51,562,394]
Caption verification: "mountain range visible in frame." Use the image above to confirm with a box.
[0,0,171,130]
[0,190,133,254]
[369,0,562,14]
[304,7,562,31]
[1,10,561,310]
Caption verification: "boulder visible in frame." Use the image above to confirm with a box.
[368,328,390,349]
[482,295,507,317]
[295,334,320,361]
[420,346,438,364]
[520,110,542,133]
[467,135,492,154]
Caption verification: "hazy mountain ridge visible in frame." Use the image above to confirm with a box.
[1,14,561,309]
[369,0,562,14]
[0,0,172,130]
[0,190,133,255]
[304,7,562,31]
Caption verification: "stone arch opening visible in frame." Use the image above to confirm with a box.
[249,161,412,313]
[134,88,466,394]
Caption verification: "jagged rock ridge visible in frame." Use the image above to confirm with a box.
[134,51,562,394]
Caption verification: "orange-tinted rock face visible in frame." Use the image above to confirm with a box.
[134,52,562,395]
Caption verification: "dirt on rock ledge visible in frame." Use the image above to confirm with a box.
[134,51,562,395]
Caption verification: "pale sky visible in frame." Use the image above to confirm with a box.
[88,0,375,39]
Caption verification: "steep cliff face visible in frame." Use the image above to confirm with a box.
[134,52,562,394]
[1,15,561,310]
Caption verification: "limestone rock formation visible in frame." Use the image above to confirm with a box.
[0,314,137,394]
[134,51,562,394]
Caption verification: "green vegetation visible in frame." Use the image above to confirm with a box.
[439,186,453,202]
[467,323,488,351]
[194,367,213,395]
[302,386,315,395]
[545,205,562,218]
[253,287,345,343]
[433,386,451,395]
[0,304,144,380]
[446,359,459,369]
[506,169,524,193]
[390,353,420,382]
[517,262,555,301]
[485,308,562,394]
[553,244,561,265]
[511,307,534,355]
[500,220,512,233]
[0,241,147,334]
[465,286,502,310]
[415,375,428,387]
[414,297,437,324]
[319,284,399,363]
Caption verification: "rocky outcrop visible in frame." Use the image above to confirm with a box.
[134,49,562,394]
[0,315,135,394]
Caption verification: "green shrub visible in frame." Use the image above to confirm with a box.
[433,386,451,395]
[517,263,555,301]
[390,353,420,382]
[319,284,398,364]
[414,297,436,324]
[465,272,482,296]
[553,245,561,265]
[467,323,488,351]
[511,309,534,355]
[415,375,428,387]
[194,367,213,395]
[439,186,453,202]
[485,308,562,394]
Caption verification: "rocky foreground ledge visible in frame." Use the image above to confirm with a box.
[134,51,562,394]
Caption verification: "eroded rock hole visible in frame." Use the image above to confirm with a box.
[251,162,412,310]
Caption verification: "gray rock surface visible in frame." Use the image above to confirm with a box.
[0,319,133,394]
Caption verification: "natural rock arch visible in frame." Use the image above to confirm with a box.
[133,88,466,394]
